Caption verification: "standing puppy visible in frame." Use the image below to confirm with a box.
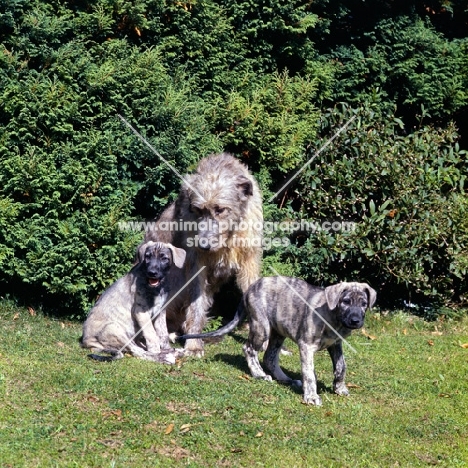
[181,277,376,405]
[145,153,263,357]
[80,241,186,364]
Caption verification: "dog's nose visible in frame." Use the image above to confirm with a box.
[197,237,211,250]
[350,317,362,327]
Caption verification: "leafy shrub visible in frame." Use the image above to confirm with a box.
[217,0,319,74]
[327,16,468,122]
[0,29,220,315]
[279,104,468,310]
[1,0,467,318]
[209,70,321,172]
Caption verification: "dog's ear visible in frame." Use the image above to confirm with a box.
[136,241,153,264]
[324,283,346,311]
[360,284,377,309]
[236,175,254,200]
[166,244,186,269]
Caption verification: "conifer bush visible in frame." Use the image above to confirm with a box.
[1,0,467,316]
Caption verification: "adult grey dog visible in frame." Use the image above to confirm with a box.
[80,241,186,364]
[145,152,263,357]
[180,277,377,405]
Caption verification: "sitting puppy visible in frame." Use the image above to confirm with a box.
[80,241,186,364]
[180,277,376,405]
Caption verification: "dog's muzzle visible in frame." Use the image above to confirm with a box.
[197,238,212,251]
[147,276,163,287]
[342,309,365,329]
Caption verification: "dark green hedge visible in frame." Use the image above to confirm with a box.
[278,104,468,316]
[1,0,467,316]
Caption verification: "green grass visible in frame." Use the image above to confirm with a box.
[1,300,467,467]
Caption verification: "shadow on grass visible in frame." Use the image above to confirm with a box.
[213,332,332,397]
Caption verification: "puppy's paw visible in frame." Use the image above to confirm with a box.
[334,384,350,396]
[251,374,272,381]
[303,394,323,406]
[291,379,303,389]
[172,348,186,359]
[147,350,176,365]
[159,353,176,365]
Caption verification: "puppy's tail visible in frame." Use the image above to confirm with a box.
[87,350,124,362]
[178,300,247,341]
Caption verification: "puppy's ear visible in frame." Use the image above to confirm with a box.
[136,241,153,264]
[236,175,253,200]
[360,284,377,309]
[324,283,346,311]
[167,244,186,269]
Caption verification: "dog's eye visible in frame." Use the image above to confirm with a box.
[341,298,351,305]
[189,205,202,217]
[214,206,227,216]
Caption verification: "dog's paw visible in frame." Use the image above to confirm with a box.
[172,348,186,359]
[251,374,272,382]
[184,338,205,358]
[280,347,293,356]
[147,350,177,365]
[334,385,350,396]
[183,348,205,358]
[303,394,323,406]
[159,353,176,365]
[291,379,303,389]
[168,333,179,344]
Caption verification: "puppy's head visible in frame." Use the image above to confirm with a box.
[136,241,186,288]
[325,282,377,329]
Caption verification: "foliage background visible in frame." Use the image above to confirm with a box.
[0,0,467,317]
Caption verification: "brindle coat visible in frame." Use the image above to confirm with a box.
[80,242,186,364]
[181,277,376,405]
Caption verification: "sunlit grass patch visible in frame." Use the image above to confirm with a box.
[0,301,467,467]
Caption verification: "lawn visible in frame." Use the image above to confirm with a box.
[0,299,467,467]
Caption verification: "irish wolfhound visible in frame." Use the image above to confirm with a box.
[80,241,186,364]
[145,152,263,356]
[180,277,377,405]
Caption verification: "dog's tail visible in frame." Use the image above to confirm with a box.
[87,350,124,362]
[178,299,247,341]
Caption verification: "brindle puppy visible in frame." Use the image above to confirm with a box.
[80,241,186,364]
[180,277,376,405]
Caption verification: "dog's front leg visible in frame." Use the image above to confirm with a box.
[152,309,171,350]
[182,277,212,357]
[134,311,161,354]
[327,341,349,396]
[153,310,184,360]
[183,298,209,357]
[298,342,322,406]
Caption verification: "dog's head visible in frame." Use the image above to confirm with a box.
[178,153,260,252]
[136,241,186,288]
[324,282,377,329]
